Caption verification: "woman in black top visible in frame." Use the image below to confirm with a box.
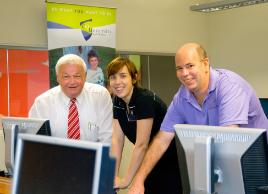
[107,57,182,194]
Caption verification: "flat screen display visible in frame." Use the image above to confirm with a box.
[174,124,268,194]
[12,134,106,194]
[17,141,95,194]
[2,117,51,176]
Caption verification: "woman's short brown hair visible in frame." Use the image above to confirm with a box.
[106,57,139,87]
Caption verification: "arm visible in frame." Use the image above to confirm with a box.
[28,100,42,118]
[28,98,52,120]
[110,119,125,187]
[28,94,51,119]
[217,78,249,126]
[116,118,153,189]
[226,124,239,127]
[97,89,113,143]
[128,130,175,194]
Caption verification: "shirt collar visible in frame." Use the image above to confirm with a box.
[128,87,139,107]
[59,87,84,107]
[116,87,138,108]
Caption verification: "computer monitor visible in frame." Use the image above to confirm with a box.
[12,133,115,194]
[260,98,268,118]
[174,124,268,194]
[2,116,51,176]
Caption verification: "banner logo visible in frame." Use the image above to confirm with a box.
[80,19,93,41]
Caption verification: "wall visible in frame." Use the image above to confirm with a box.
[141,55,180,105]
[0,0,208,53]
[1,1,267,96]
[207,3,268,97]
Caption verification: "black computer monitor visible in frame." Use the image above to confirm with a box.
[2,116,51,176]
[174,124,268,194]
[12,134,115,194]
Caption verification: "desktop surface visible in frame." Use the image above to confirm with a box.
[0,176,11,194]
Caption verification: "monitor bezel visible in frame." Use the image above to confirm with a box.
[2,116,51,176]
[174,124,268,194]
[2,117,51,135]
[12,133,106,194]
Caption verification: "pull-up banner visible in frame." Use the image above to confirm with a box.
[46,2,116,50]
[46,2,116,87]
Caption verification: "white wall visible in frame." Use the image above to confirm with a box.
[1,1,267,95]
[2,1,266,96]
[207,4,268,97]
[0,0,208,53]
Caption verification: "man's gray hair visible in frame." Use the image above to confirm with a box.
[55,54,87,75]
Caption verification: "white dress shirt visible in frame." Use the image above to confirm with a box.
[29,82,112,143]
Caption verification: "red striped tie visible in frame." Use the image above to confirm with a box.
[68,98,80,139]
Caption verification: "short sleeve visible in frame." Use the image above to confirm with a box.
[161,91,184,132]
[217,80,249,126]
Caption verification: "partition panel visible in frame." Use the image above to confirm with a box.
[0,49,49,117]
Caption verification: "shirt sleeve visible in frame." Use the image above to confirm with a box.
[97,88,113,144]
[217,80,249,126]
[28,101,38,118]
[160,91,184,132]
[28,99,45,119]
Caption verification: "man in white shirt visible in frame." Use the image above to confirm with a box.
[29,54,112,143]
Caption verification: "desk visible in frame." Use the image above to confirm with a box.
[0,177,11,194]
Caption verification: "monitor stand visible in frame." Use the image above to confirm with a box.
[193,136,221,194]
[4,124,18,177]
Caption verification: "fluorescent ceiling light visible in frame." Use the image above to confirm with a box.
[190,0,268,12]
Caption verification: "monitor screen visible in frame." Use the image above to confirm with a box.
[174,124,268,194]
[2,116,51,176]
[12,134,115,194]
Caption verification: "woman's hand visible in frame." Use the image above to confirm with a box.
[114,176,130,190]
